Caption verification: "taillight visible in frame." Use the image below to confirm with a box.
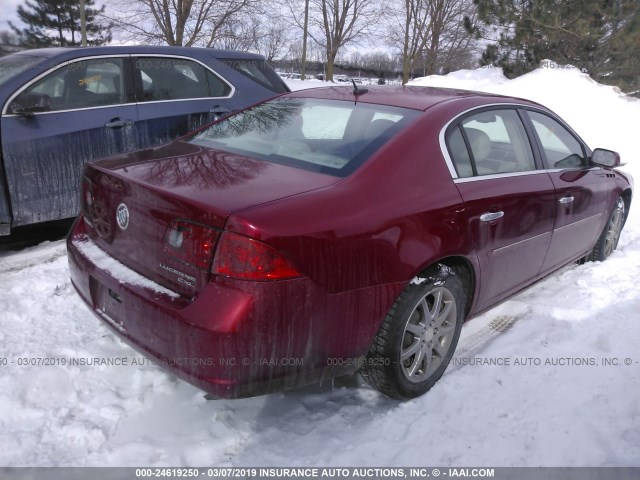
[164,221,219,269]
[212,232,301,281]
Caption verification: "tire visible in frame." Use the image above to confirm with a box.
[590,196,625,262]
[361,264,466,400]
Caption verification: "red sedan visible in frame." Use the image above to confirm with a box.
[67,85,633,399]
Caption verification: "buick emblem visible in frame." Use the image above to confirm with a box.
[116,203,130,230]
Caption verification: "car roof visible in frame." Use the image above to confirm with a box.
[8,45,264,60]
[289,85,540,111]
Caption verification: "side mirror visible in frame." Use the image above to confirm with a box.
[9,93,53,116]
[591,148,620,168]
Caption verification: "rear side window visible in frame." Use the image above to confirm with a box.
[10,58,127,112]
[221,58,289,93]
[526,111,586,169]
[134,57,231,101]
[446,126,474,177]
[189,98,418,176]
[446,109,535,177]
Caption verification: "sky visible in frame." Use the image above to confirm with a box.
[1,0,22,31]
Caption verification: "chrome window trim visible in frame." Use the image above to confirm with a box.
[2,54,130,115]
[127,97,226,107]
[2,53,235,116]
[439,102,592,181]
[453,167,600,184]
[453,170,547,183]
[4,103,137,116]
[546,166,600,173]
[453,167,600,183]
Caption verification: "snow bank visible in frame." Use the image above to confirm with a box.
[286,78,326,91]
[0,65,638,467]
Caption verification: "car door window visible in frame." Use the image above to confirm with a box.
[134,57,231,101]
[458,109,536,176]
[527,111,586,169]
[11,58,127,112]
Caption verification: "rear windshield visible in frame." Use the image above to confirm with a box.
[188,98,419,176]
[0,54,46,87]
[220,58,290,93]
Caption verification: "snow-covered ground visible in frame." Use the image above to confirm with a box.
[1,65,639,467]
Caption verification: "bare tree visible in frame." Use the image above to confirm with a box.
[285,0,383,81]
[307,41,325,63]
[423,0,476,74]
[390,0,475,84]
[256,19,291,61]
[107,0,256,47]
[390,0,430,84]
[210,14,257,50]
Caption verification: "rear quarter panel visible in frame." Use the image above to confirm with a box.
[225,109,472,294]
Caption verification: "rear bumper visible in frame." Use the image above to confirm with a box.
[67,217,403,398]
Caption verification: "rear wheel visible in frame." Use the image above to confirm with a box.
[361,265,466,400]
[590,197,625,262]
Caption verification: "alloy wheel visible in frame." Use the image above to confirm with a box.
[400,286,457,383]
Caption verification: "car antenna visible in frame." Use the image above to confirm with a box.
[351,79,368,97]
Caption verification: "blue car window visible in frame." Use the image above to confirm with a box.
[134,57,231,101]
[207,70,232,97]
[0,54,47,87]
[220,58,288,93]
[10,57,127,112]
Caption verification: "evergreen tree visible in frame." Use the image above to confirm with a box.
[10,0,112,48]
[598,0,640,94]
[467,0,640,95]
[0,30,21,46]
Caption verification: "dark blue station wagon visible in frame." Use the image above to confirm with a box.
[0,46,289,235]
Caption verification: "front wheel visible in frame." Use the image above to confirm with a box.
[361,265,466,400]
[590,197,625,262]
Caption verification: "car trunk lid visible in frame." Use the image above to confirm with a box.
[82,141,338,296]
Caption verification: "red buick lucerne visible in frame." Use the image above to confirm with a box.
[67,85,633,399]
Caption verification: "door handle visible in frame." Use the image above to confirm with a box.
[480,211,504,222]
[559,196,575,204]
[105,119,133,128]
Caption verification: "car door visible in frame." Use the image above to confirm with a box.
[131,55,237,148]
[444,107,556,310]
[0,56,138,227]
[523,110,614,273]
